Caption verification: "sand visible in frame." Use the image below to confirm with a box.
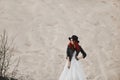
[0,0,120,80]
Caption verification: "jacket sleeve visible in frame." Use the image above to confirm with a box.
[66,45,69,59]
[80,46,87,58]
[75,46,80,60]
[66,45,73,62]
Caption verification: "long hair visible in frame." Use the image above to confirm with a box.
[68,41,81,52]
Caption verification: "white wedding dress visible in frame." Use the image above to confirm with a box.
[59,51,86,80]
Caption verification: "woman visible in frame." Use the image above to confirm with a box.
[59,35,87,80]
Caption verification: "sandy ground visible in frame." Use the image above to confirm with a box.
[0,0,120,80]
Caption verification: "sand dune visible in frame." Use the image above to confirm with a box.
[0,0,120,80]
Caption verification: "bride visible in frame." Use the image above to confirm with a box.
[59,35,87,80]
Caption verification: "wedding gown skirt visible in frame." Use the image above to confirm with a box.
[59,51,86,80]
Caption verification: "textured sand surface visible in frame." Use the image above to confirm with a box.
[0,0,120,80]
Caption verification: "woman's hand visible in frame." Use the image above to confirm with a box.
[68,61,71,69]
[66,56,69,60]
[66,57,71,69]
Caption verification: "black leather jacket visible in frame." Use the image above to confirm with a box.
[66,45,87,62]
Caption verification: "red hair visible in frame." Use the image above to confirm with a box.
[68,41,81,52]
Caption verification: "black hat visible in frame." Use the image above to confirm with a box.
[68,35,79,43]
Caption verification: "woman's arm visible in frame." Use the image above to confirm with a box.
[66,45,72,61]
[80,46,87,58]
[66,46,71,69]
[66,45,69,59]
[75,46,87,60]
[67,57,71,69]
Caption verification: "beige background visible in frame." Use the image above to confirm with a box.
[0,0,120,80]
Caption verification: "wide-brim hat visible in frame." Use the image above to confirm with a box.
[68,35,79,43]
